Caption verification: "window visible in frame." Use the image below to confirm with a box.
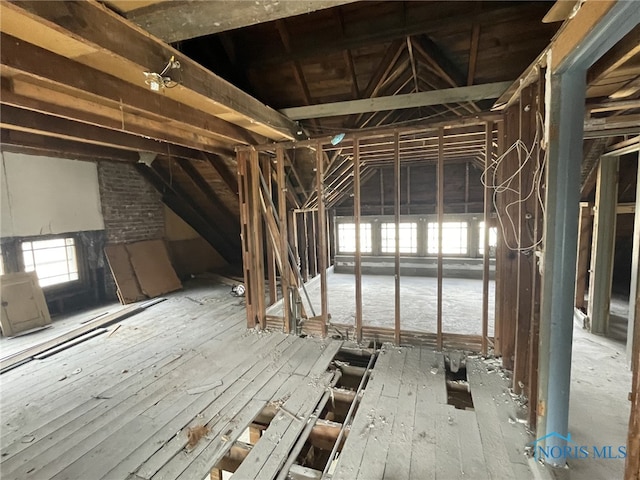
[479,222,498,256]
[337,223,372,253]
[22,238,79,287]
[381,222,418,254]
[427,222,468,255]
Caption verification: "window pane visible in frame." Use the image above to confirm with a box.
[479,222,498,255]
[427,222,468,255]
[381,223,417,253]
[337,223,372,253]
[21,237,79,287]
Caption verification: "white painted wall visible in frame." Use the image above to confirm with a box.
[0,152,104,237]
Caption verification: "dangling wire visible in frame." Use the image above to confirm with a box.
[481,111,547,252]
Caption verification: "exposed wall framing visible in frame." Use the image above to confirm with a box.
[237,118,499,350]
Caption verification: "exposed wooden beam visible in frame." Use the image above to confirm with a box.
[588,25,640,84]
[1,84,232,157]
[283,82,510,120]
[174,158,239,229]
[467,23,481,86]
[248,2,546,68]
[1,1,300,140]
[125,0,360,43]
[0,129,137,162]
[202,153,239,196]
[0,33,255,146]
[0,104,209,160]
[136,164,240,263]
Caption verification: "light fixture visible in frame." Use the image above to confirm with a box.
[144,55,181,92]
[331,133,345,145]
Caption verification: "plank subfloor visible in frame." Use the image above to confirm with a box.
[1,284,534,480]
[0,283,342,480]
[332,345,534,480]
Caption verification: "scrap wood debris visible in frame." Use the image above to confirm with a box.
[186,424,210,449]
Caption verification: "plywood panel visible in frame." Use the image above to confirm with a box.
[0,272,51,337]
[104,244,145,304]
[125,239,182,297]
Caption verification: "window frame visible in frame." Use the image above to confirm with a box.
[336,222,373,254]
[19,235,83,289]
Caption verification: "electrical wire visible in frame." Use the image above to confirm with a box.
[481,111,547,253]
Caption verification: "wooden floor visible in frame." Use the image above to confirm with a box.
[331,345,534,480]
[0,281,342,480]
[1,280,534,480]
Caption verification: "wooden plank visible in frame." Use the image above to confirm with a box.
[1,324,269,479]
[394,132,401,346]
[276,147,291,332]
[587,156,619,334]
[104,244,144,304]
[0,303,145,372]
[263,156,278,307]
[513,84,535,395]
[317,142,328,334]
[126,1,359,43]
[436,128,444,351]
[575,202,593,310]
[281,82,512,120]
[2,1,299,140]
[354,140,363,342]
[232,371,334,480]
[126,336,301,480]
[0,33,254,147]
[482,123,492,355]
[331,346,394,480]
[126,240,182,298]
[467,358,525,479]
[382,347,418,480]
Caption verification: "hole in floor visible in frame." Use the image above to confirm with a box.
[444,354,474,410]
[209,348,376,479]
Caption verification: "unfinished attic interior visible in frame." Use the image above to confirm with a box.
[0,0,639,478]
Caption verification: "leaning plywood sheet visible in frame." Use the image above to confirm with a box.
[0,272,51,337]
[104,244,145,304]
[126,240,182,298]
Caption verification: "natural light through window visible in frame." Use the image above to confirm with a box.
[479,222,498,255]
[22,238,79,287]
[381,222,417,253]
[337,223,372,253]
[427,222,468,255]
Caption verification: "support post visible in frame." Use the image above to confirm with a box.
[587,156,619,334]
[628,154,640,365]
[482,122,492,355]
[536,70,585,466]
[575,202,593,311]
[263,157,277,306]
[276,147,292,332]
[354,138,363,342]
[394,132,401,346]
[317,141,329,334]
[436,127,444,351]
[249,150,266,329]
[237,150,255,329]
[513,84,536,395]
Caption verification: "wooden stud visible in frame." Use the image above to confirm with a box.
[263,157,278,306]
[276,147,292,332]
[437,127,444,351]
[482,122,492,356]
[317,142,329,335]
[237,151,255,329]
[575,202,593,311]
[513,84,536,395]
[249,150,266,329]
[309,211,319,278]
[394,132,401,346]
[354,139,363,342]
